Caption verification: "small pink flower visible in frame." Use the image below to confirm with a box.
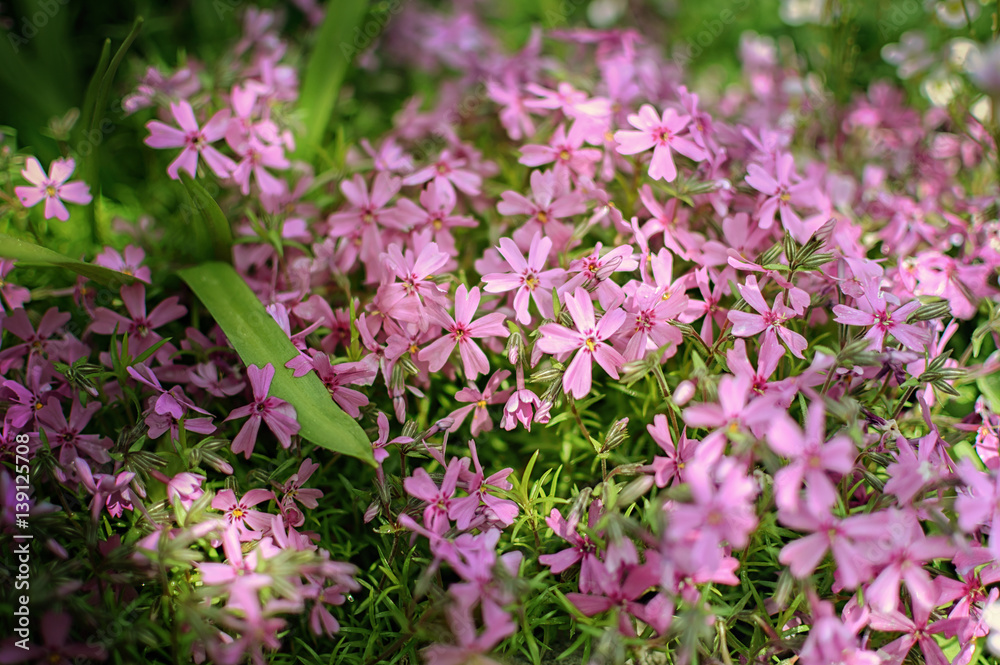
[482,233,564,325]
[613,104,706,182]
[144,100,235,179]
[211,488,274,541]
[418,284,509,380]
[14,157,92,221]
[537,286,626,399]
[224,363,300,459]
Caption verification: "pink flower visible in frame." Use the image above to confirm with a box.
[277,459,323,527]
[37,395,112,467]
[613,104,707,182]
[537,286,627,399]
[498,169,586,251]
[231,136,290,196]
[403,457,464,534]
[94,245,152,283]
[74,458,135,521]
[89,283,187,360]
[144,100,235,179]
[224,363,300,459]
[211,488,275,541]
[646,415,705,487]
[832,278,931,351]
[0,260,31,314]
[538,506,603,594]
[448,440,518,529]
[744,152,824,242]
[375,240,450,330]
[14,157,92,221]
[519,123,602,180]
[402,149,482,198]
[448,370,512,436]
[418,284,509,380]
[482,233,564,325]
[727,275,808,359]
[956,461,1000,559]
[767,401,857,514]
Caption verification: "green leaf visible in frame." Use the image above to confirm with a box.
[978,372,1000,414]
[296,0,368,162]
[0,233,134,287]
[178,262,374,465]
[179,172,233,262]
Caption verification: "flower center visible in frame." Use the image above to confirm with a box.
[476,400,487,409]
[232,508,245,519]
[45,186,57,197]
[524,273,539,290]
[559,149,570,161]
[584,337,597,352]
[537,210,548,224]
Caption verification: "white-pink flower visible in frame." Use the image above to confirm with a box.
[15,157,92,221]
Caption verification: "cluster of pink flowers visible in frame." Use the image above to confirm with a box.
[3,2,1000,663]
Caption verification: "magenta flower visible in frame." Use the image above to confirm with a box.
[37,396,112,467]
[89,283,186,360]
[448,370,512,436]
[224,363,300,459]
[403,457,464,534]
[498,169,586,251]
[727,275,808,359]
[14,157,92,221]
[613,104,707,182]
[231,135,290,196]
[94,245,152,283]
[832,278,931,351]
[744,152,823,242]
[418,284,509,380]
[538,507,604,594]
[482,233,564,325]
[956,461,1000,559]
[212,488,275,541]
[74,458,135,521]
[144,100,235,179]
[767,401,856,514]
[537,286,627,399]
[448,440,518,529]
[0,260,31,314]
[375,240,451,330]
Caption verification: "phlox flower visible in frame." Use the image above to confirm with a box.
[727,275,808,359]
[74,458,135,521]
[767,401,857,514]
[500,169,586,252]
[447,370,512,436]
[94,245,152,283]
[744,152,825,242]
[613,104,707,182]
[482,233,564,325]
[832,277,931,351]
[418,284,509,380]
[224,363,300,459]
[37,395,112,467]
[0,260,31,314]
[403,457,464,534]
[212,488,275,541]
[537,286,627,399]
[519,123,602,180]
[144,100,235,179]
[15,157,92,221]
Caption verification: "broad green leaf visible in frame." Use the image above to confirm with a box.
[179,172,233,262]
[0,233,134,287]
[178,262,375,465]
[296,0,368,162]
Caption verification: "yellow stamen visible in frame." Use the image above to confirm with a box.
[231,508,245,518]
